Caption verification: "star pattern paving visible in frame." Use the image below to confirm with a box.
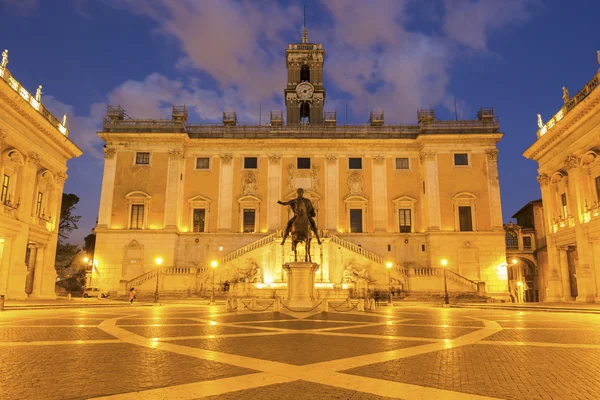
[1,305,600,399]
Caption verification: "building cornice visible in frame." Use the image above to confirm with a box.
[0,86,82,159]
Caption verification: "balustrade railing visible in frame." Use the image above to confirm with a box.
[0,65,69,136]
[328,234,384,264]
[221,233,277,264]
[404,267,478,292]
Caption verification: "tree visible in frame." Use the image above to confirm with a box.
[58,193,81,242]
[83,232,96,256]
[55,193,82,279]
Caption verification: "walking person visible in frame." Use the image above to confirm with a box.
[129,287,136,305]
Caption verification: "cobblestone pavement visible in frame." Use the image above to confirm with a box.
[1,305,600,399]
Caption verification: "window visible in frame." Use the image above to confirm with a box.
[244,157,258,169]
[243,209,256,233]
[505,231,518,248]
[596,176,600,202]
[523,236,532,249]
[300,102,310,123]
[399,209,411,233]
[36,192,43,216]
[458,206,473,231]
[300,65,310,82]
[297,157,311,169]
[454,153,469,166]
[196,157,210,170]
[135,152,150,165]
[350,209,363,233]
[396,158,409,170]
[349,158,362,169]
[561,193,568,217]
[130,205,144,229]
[1,174,8,204]
[193,209,206,232]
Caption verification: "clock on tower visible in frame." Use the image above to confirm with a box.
[284,26,326,125]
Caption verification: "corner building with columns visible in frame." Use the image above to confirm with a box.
[95,32,509,300]
[0,57,82,299]
[525,60,600,303]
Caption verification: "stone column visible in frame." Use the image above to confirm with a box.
[18,152,39,223]
[566,159,596,302]
[267,154,281,232]
[538,174,562,301]
[486,149,503,230]
[30,245,45,297]
[217,154,234,232]
[420,151,441,230]
[164,149,184,229]
[558,247,572,301]
[97,148,117,228]
[372,155,388,232]
[0,236,13,296]
[325,155,339,231]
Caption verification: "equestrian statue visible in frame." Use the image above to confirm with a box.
[278,188,321,262]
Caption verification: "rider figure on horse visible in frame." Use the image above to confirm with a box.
[278,188,322,245]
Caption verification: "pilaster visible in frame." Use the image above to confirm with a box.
[325,154,339,231]
[485,149,503,230]
[164,149,184,229]
[18,152,39,223]
[97,148,117,228]
[420,151,441,230]
[267,154,281,231]
[558,247,572,301]
[217,154,234,232]
[371,155,387,232]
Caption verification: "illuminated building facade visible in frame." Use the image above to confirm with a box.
[94,31,509,300]
[0,52,82,299]
[525,56,600,302]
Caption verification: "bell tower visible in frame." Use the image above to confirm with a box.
[285,22,325,125]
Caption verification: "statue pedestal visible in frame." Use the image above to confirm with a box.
[283,262,318,309]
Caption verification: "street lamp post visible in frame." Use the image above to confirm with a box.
[83,256,95,287]
[210,260,218,304]
[441,259,449,305]
[154,257,163,303]
[386,261,394,306]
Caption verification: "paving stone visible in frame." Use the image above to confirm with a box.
[0,343,255,400]
[339,324,478,339]
[485,329,600,344]
[343,344,600,400]
[177,333,423,365]
[236,320,359,330]
[116,318,200,325]
[121,324,270,338]
[2,318,105,326]
[0,327,116,341]
[400,318,485,327]
[212,312,294,323]
[200,379,402,400]
[306,312,387,322]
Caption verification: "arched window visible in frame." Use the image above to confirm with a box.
[300,102,310,123]
[300,65,310,82]
[505,230,518,248]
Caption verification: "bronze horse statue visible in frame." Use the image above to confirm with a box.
[291,200,312,262]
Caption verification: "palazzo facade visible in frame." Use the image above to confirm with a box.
[524,57,600,302]
[0,53,82,299]
[94,32,509,300]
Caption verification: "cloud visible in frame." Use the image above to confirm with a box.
[442,0,535,50]
[43,96,105,160]
[103,0,536,124]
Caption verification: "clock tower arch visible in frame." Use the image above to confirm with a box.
[285,26,325,125]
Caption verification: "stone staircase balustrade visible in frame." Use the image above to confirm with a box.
[221,233,277,264]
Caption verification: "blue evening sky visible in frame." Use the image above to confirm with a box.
[0,0,598,245]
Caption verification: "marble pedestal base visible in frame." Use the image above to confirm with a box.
[283,262,318,309]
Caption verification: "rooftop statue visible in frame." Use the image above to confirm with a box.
[35,85,43,102]
[562,86,569,104]
[537,114,543,129]
[1,49,7,68]
[278,188,321,262]
[62,113,68,127]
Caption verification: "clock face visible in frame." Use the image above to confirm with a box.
[296,82,314,100]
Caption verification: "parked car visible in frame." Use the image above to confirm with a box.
[83,287,109,298]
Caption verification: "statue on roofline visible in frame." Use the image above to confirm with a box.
[1,49,8,68]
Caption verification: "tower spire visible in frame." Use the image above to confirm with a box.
[302,5,309,43]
